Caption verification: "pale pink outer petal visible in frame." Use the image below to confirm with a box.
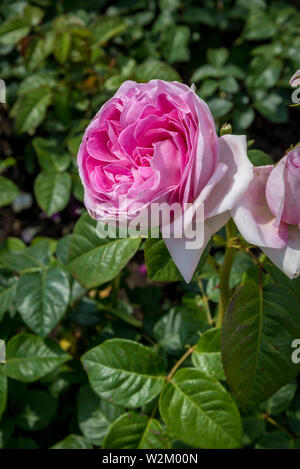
[205,134,253,217]
[262,226,300,279]
[265,157,286,227]
[164,211,230,283]
[231,166,288,248]
[162,134,252,283]
[290,70,300,88]
[266,149,300,227]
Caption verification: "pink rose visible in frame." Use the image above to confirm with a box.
[78,80,253,282]
[232,147,300,279]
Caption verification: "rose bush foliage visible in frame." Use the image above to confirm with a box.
[0,0,300,451]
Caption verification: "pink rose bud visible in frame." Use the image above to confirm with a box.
[232,147,300,279]
[290,70,300,88]
[78,80,253,282]
[266,147,300,227]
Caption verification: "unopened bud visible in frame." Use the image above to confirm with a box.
[220,123,232,136]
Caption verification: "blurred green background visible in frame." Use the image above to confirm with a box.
[1,0,299,221]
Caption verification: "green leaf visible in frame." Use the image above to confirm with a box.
[0,418,14,448]
[51,434,93,449]
[0,272,17,320]
[0,17,30,46]
[15,390,57,431]
[0,368,7,420]
[208,98,233,119]
[91,17,126,45]
[233,108,255,131]
[192,328,225,380]
[261,382,297,416]
[53,32,71,64]
[255,431,296,449]
[243,14,278,41]
[105,75,125,92]
[68,213,141,288]
[163,26,190,64]
[266,262,300,303]
[183,6,216,26]
[70,298,101,326]
[16,266,70,337]
[247,149,273,167]
[144,238,182,282]
[0,157,16,172]
[154,306,206,354]
[1,237,25,252]
[67,134,82,157]
[205,273,220,303]
[223,64,246,79]
[246,57,283,89]
[207,48,229,67]
[25,33,55,70]
[159,368,242,449]
[56,235,73,265]
[53,86,71,125]
[191,65,219,83]
[104,412,171,449]
[202,250,248,303]
[243,418,266,446]
[136,60,181,82]
[81,339,166,408]
[34,171,71,216]
[197,79,219,99]
[220,76,239,94]
[15,87,52,134]
[23,4,44,26]
[18,73,57,95]
[0,240,51,273]
[222,281,300,408]
[72,174,84,202]
[252,42,283,58]
[0,176,18,207]
[33,137,71,172]
[254,91,288,124]
[77,384,124,446]
[287,395,300,435]
[3,333,71,382]
[179,300,209,344]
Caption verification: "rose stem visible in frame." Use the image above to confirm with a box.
[216,218,237,327]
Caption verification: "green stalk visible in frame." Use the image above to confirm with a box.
[198,277,213,326]
[216,219,237,327]
[99,304,142,329]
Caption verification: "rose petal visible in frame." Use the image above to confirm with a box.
[262,226,300,279]
[232,166,288,248]
[205,134,253,217]
[164,211,230,283]
[265,157,286,227]
[267,149,300,227]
